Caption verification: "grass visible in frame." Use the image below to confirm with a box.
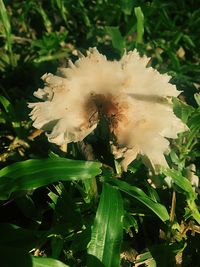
[0,1,200,266]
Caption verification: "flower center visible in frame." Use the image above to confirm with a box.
[93,94,119,119]
[85,93,124,129]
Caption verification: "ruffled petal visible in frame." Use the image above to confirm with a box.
[29,47,187,171]
[121,50,179,97]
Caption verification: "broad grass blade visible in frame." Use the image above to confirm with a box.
[88,183,124,267]
[105,177,169,222]
[0,158,101,200]
[32,256,70,267]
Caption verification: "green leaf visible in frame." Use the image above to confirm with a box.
[0,95,11,113]
[105,177,169,222]
[173,98,194,123]
[123,212,138,233]
[187,199,200,225]
[134,7,144,44]
[0,246,70,267]
[188,109,200,130]
[182,34,195,48]
[0,158,102,200]
[0,0,11,36]
[135,242,186,267]
[149,242,186,267]
[88,183,124,267]
[161,168,200,224]
[70,228,91,253]
[135,252,156,267]
[32,2,52,32]
[0,224,47,250]
[52,183,83,233]
[0,95,21,136]
[105,26,125,55]
[161,168,196,199]
[194,93,200,106]
[54,0,68,23]
[120,0,134,15]
[32,256,70,267]
[16,195,38,220]
[0,0,15,66]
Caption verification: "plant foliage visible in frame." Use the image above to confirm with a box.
[0,0,200,266]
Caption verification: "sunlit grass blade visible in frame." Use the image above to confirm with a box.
[0,94,12,113]
[0,95,21,137]
[82,178,98,203]
[134,7,144,44]
[54,0,68,24]
[161,168,196,199]
[194,93,200,106]
[0,158,102,200]
[0,0,11,38]
[0,0,15,66]
[88,183,124,267]
[187,199,200,225]
[161,168,200,224]
[33,51,69,63]
[34,2,52,32]
[105,26,125,56]
[105,177,169,222]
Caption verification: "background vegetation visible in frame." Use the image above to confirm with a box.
[0,0,200,266]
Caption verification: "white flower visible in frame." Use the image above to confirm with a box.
[29,48,187,170]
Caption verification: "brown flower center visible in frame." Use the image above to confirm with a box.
[85,93,127,130]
